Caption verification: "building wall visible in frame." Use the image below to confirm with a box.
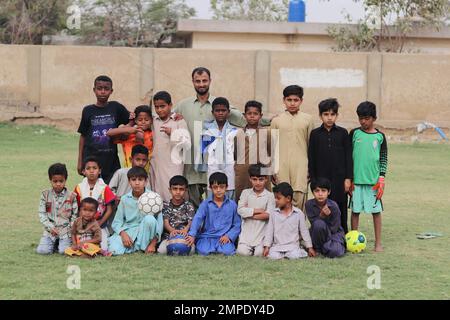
[1,45,449,130]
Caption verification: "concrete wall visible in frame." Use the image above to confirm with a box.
[1,44,449,130]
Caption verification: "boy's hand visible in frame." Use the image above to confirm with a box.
[179,229,188,236]
[169,230,179,237]
[271,174,279,185]
[348,182,355,196]
[372,177,385,200]
[71,244,80,251]
[129,112,135,120]
[50,228,59,237]
[263,247,269,257]
[320,205,331,217]
[120,231,133,248]
[344,179,352,193]
[173,113,184,121]
[77,161,84,176]
[185,235,195,246]
[160,126,172,136]
[219,235,231,244]
[308,247,317,257]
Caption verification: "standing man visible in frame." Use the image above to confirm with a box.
[174,67,270,209]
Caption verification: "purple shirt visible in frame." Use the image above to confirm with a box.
[305,199,344,236]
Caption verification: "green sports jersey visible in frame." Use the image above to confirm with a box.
[350,128,388,185]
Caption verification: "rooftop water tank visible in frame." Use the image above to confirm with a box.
[288,0,305,22]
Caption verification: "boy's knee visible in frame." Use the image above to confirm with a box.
[220,243,236,256]
[143,215,157,227]
[312,219,327,230]
[236,245,252,257]
[36,245,53,255]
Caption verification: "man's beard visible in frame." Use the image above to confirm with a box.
[195,86,209,96]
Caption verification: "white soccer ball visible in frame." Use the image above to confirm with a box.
[138,191,163,216]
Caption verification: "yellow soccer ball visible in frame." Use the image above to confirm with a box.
[345,230,367,253]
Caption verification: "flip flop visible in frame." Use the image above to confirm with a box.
[416,232,443,239]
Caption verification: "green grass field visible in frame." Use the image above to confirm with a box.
[0,123,449,300]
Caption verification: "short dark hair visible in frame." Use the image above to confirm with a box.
[191,67,211,79]
[248,163,268,178]
[310,177,332,192]
[357,101,377,119]
[127,166,148,180]
[209,172,228,186]
[134,105,152,118]
[273,182,294,200]
[169,175,189,188]
[48,163,68,180]
[153,91,172,105]
[283,85,303,99]
[212,97,230,110]
[94,75,112,87]
[131,145,149,158]
[83,156,101,169]
[244,100,263,114]
[319,98,340,115]
[80,197,99,210]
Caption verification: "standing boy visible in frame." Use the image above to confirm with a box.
[305,178,346,258]
[308,98,353,233]
[150,91,191,202]
[108,167,164,255]
[270,85,314,210]
[186,172,241,256]
[236,164,275,257]
[77,75,130,183]
[234,100,273,202]
[107,105,153,171]
[201,97,238,200]
[350,101,388,252]
[263,182,315,260]
[36,163,78,255]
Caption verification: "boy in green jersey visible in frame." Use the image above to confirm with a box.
[349,101,388,252]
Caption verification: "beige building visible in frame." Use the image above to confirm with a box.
[176,19,450,54]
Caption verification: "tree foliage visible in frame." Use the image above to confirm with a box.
[0,0,70,44]
[327,0,449,52]
[211,0,289,22]
[77,0,195,47]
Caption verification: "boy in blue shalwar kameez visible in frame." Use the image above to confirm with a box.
[108,167,163,255]
[186,172,241,256]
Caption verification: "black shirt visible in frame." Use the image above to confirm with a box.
[77,101,129,183]
[308,124,353,200]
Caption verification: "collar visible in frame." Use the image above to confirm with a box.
[320,123,337,131]
[194,94,215,105]
[312,198,333,209]
[52,187,67,197]
[207,195,230,205]
[154,112,176,122]
[249,188,269,197]
[274,206,299,217]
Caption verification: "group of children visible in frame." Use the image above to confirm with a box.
[36,73,388,259]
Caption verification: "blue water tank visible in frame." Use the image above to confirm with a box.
[288,0,305,22]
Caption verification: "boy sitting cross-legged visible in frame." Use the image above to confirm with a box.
[263,182,316,260]
[108,167,163,255]
[305,178,346,258]
[158,175,196,255]
[186,172,241,256]
[236,163,275,257]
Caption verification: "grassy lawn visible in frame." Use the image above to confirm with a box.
[0,123,449,300]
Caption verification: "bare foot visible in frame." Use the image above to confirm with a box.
[374,245,384,252]
[145,245,156,255]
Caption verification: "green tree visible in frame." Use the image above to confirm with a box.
[327,0,449,52]
[211,0,289,22]
[77,0,195,47]
[0,0,70,44]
